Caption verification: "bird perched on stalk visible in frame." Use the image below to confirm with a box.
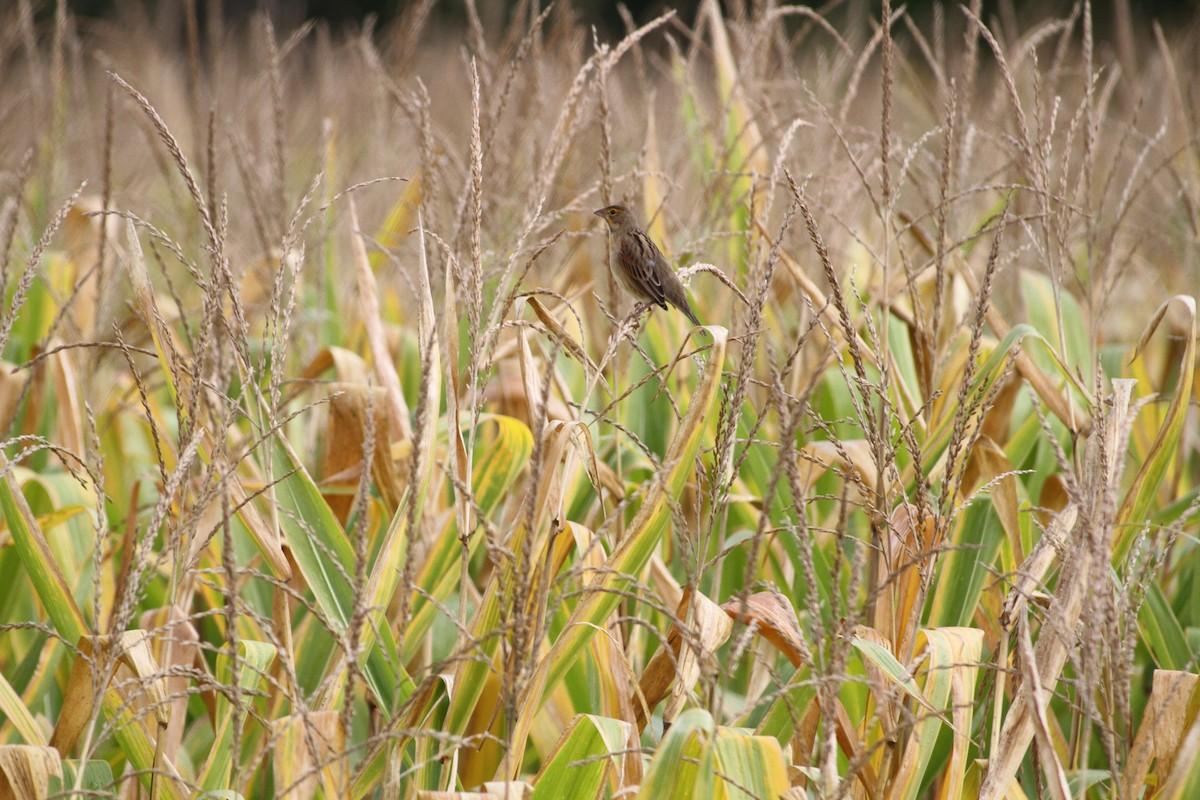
[594,204,704,330]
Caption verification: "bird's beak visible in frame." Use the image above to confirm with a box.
[593,209,605,217]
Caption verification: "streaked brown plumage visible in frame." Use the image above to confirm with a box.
[594,204,703,329]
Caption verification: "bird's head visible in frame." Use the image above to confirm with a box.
[594,204,636,231]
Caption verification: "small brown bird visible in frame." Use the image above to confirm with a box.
[594,204,703,329]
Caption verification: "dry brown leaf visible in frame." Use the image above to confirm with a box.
[516,306,579,429]
[349,195,412,442]
[648,555,683,618]
[318,384,404,521]
[299,346,369,383]
[518,315,548,427]
[0,361,21,436]
[635,633,680,735]
[635,588,733,732]
[798,439,878,498]
[790,702,821,789]
[1159,713,1200,799]
[1014,615,1071,800]
[963,436,1024,565]
[834,698,879,799]
[138,606,200,765]
[979,372,1022,445]
[665,588,733,723]
[484,363,573,429]
[875,503,936,658]
[0,745,62,800]
[527,296,604,383]
[50,631,169,756]
[721,590,805,668]
[1122,670,1200,794]
[1000,504,1077,630]
[1036,474,1070,526]
[288,346,370,410]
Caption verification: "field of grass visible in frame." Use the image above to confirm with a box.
[1,0,1199,797]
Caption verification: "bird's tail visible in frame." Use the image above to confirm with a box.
[680,301,709,336]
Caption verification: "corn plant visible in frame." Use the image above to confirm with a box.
[1,1,1198,798]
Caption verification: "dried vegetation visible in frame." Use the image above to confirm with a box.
[0,0,1198,798]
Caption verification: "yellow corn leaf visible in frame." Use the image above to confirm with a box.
[369,176,422,270]
[0,670,46,747]
[272,711,346,800]
[886,628,983,800]
[711,727,790,800]
[1116,295,1195,560]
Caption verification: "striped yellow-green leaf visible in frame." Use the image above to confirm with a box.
[710,726,791,800]
[404,415,533,661]
[538,326,727,699]
[530,714,630,800]
[272,442,414,713]
[0,454,88,644]
[887,628,983,800]
[638,708,716,800]
[2,460,187,798]
[1116,295,1195,559]
[0,669,44,747]
[639,709,788,799]
[197,640,276,793]
[272,711,345,798]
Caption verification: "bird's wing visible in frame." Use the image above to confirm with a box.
[620,230,670,309]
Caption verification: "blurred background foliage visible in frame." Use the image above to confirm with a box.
[50,0,1200,38]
